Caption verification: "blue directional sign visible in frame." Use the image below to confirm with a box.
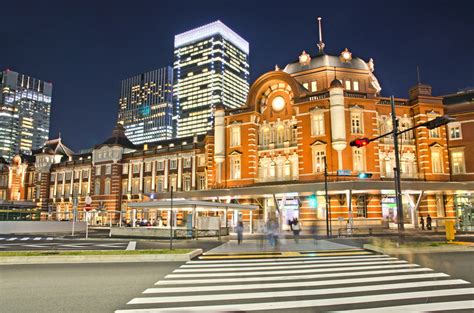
[337,169,351,176]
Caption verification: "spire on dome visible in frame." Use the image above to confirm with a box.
[317,17,325,54]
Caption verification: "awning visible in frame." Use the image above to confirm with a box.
[127,200,258,211]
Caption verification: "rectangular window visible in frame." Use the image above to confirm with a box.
[431,149,443,174]
[311,81,317,92]
[156,177,163,192]
[157,161,164,171]
[428,116,440,138]
[82,169,89,179]
[312,149,325,173]
[105,165,111,175]
[95,166,101,176]
[311,112,325,136]
[230,126,241,147]
[74,170,80,179]
[81,182,88,196]
[353,81,359,91]
[184,176,191,191]
[303,82,309,90]
[170,159,177,169]
[230,157,241,180]
[131,178,140,194]
[198,155,206,167]
[351,111,363,134]
[145,162,152,172]
[198,174,206,190]
[183,158,191,168]
[451,151,466,174]
[64,184,70,198]
[122,180,128,195]
[50,173,56,182]
[94,179,101,195]
[57,173,63,182]
[170,176,177,191]
[353,148,365,172]
[449,124,462,139]
[356,195,368,218]
[65,171,72,181]
[122,165,129,175]
[132,164,140,174]
[49,186,54,199]
[144,177,152,193]
[345,80,351,90]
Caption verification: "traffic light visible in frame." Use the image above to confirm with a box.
[358,172,373,179]
[423,115,456,130]
[309,194,318,208]
[350,137,371,148]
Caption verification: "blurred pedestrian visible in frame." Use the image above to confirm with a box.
[427,214,432,230]
[310,221,318,244]
[420,216,425,230]
[236,221,244,245]
[292,218,301,243]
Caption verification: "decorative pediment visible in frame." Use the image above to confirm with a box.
[228,150,242,156]
[429,142,444,148]
[311,140,327,147]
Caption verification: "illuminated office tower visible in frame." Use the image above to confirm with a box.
[174,20,249,138]
[117,67,174,144]
[0,69,52,161]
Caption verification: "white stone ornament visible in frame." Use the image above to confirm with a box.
[271,96,285,112]
[299,51,311,66]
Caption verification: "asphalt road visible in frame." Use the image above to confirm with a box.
[0,262,183,313]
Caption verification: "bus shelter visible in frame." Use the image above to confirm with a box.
[125,200,259,234]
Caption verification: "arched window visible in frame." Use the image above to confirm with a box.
[262,127,271,146]
[94,179,101,195]
[276,125,285,145]
[104,178,111,195]
[269,161,276,178]
[284,160,291,178]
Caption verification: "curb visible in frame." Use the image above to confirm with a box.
[363,243,474,255]
[0,249,202,265]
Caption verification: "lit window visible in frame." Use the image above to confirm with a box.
[183,158,191,168]
[184,176,191,191]
[351,111,363,134]
[312,146,326,173]
[230,126,241,147]
[448,123,462,140]
[261,127,271,146]
[428,115,440,138]
[353,81,359,91]
[311,111,325,136]
[94,179,101,195]
[157,161,164,171]
[170,159,177,169]
[133,164,140,173]
[198,155,206,167]
[104,179,111,195]
[122,165,129,175]
[276,125,285,144]
[230,157,241,180]
[431,148,443,174]
[311,81,317,92]
[451,150,465,174]
[95,166,101,176]
[145,162,152,172]
[198,174,206,190]
[303,82,309,90]
[353,148,365,172]
[345,81,351,90]
[105,165,112,175]
[144,177,152,193]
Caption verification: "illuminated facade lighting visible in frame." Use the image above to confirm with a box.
[117,67,175,144]
[174,20,250,138]
[0,69,52,161]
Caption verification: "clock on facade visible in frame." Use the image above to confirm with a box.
[272,96,286,112]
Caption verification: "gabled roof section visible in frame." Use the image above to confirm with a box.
[96,124,136,150]
[33,137,75,157]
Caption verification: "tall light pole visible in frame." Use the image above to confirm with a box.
[324,156,331,238]
[390,96,404,232]
[169,186,174,250]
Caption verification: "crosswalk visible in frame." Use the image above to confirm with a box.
[0,237,55,241]
[116,249,474,312]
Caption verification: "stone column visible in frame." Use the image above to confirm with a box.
[139,162,144,193]
[127,163,132,193]
[62,172,66,197]
[78,169,83,196]
[151,160,156,191]
[87,168,91,195]
[164,160,169,190]
[53,173,58,198]
[177,158,182,190]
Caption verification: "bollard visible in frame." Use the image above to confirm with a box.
[445,220,455,242]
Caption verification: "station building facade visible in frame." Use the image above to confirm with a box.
[1,45,473,232]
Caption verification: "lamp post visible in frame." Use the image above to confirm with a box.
[169,186,174,250]
[324,156,331,238]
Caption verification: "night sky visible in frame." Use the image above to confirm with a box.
[1,0,472,151]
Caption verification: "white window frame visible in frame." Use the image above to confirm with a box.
[170,159,177,169]
[430,146,444,174]
[450,149,466,174]
[448,122,462,140]
[345,80,351,90]
[94,179,101,195]
[183,158,191,168]
[230,125,241,147]
[157,161,164,171]
[311,145,326,174]
[311,81,317,92]
[427,114,441,138]
[144,162,152,172]
[104,178,111,195]
[352,147,366,172]
[198,155,206,167]
[310,110,325,136]
[350,110,364,134]
[230,156,241,180]
[122,165,129,175]
[303,82,309,90]
[105,165,112,175]
[353,81,359,91]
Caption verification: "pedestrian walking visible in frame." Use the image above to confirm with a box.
[310,221,318,245]
[236,221,244,245]
[420,216,425,230]
[427,214,432,230]
[292,218,301,244]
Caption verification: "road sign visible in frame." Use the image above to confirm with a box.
[337,169,351,176]
[85,196,92,205]
[84,204,92,212]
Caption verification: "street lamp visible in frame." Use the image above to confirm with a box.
[323,156,331,238]
[169,186,174,250]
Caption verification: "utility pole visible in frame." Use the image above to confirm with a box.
[324,156,330,238]
[169,186,174,250]
[390,96,404,233]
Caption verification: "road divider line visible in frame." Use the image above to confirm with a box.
[145,272,449,294]
[158,267,431,285]
[126,241,136,251]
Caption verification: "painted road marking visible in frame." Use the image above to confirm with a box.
[46,237,53,240]
[33,237,42,240]
[181,256,396,268]
[131,279,469,304]
[20,237,30,241]
[6,238,17,241]
[199,250,373,259]
[166,262,415,278]
[189,254,391,264]
[118,288,474,312]
[145,272,449,294]
[334,300,474,312]
[158,267,431,285]
[125,241,136,251]
[175,259,404,272]
[202,248,366,255]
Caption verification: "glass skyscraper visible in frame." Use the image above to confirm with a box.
[0,69,52,161]
[117,67,174,144]
[174,20,249,138]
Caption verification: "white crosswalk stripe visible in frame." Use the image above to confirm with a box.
[116,251,474,313]
[0,237,57,241]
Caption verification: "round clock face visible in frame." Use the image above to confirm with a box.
[272,96,285,112]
